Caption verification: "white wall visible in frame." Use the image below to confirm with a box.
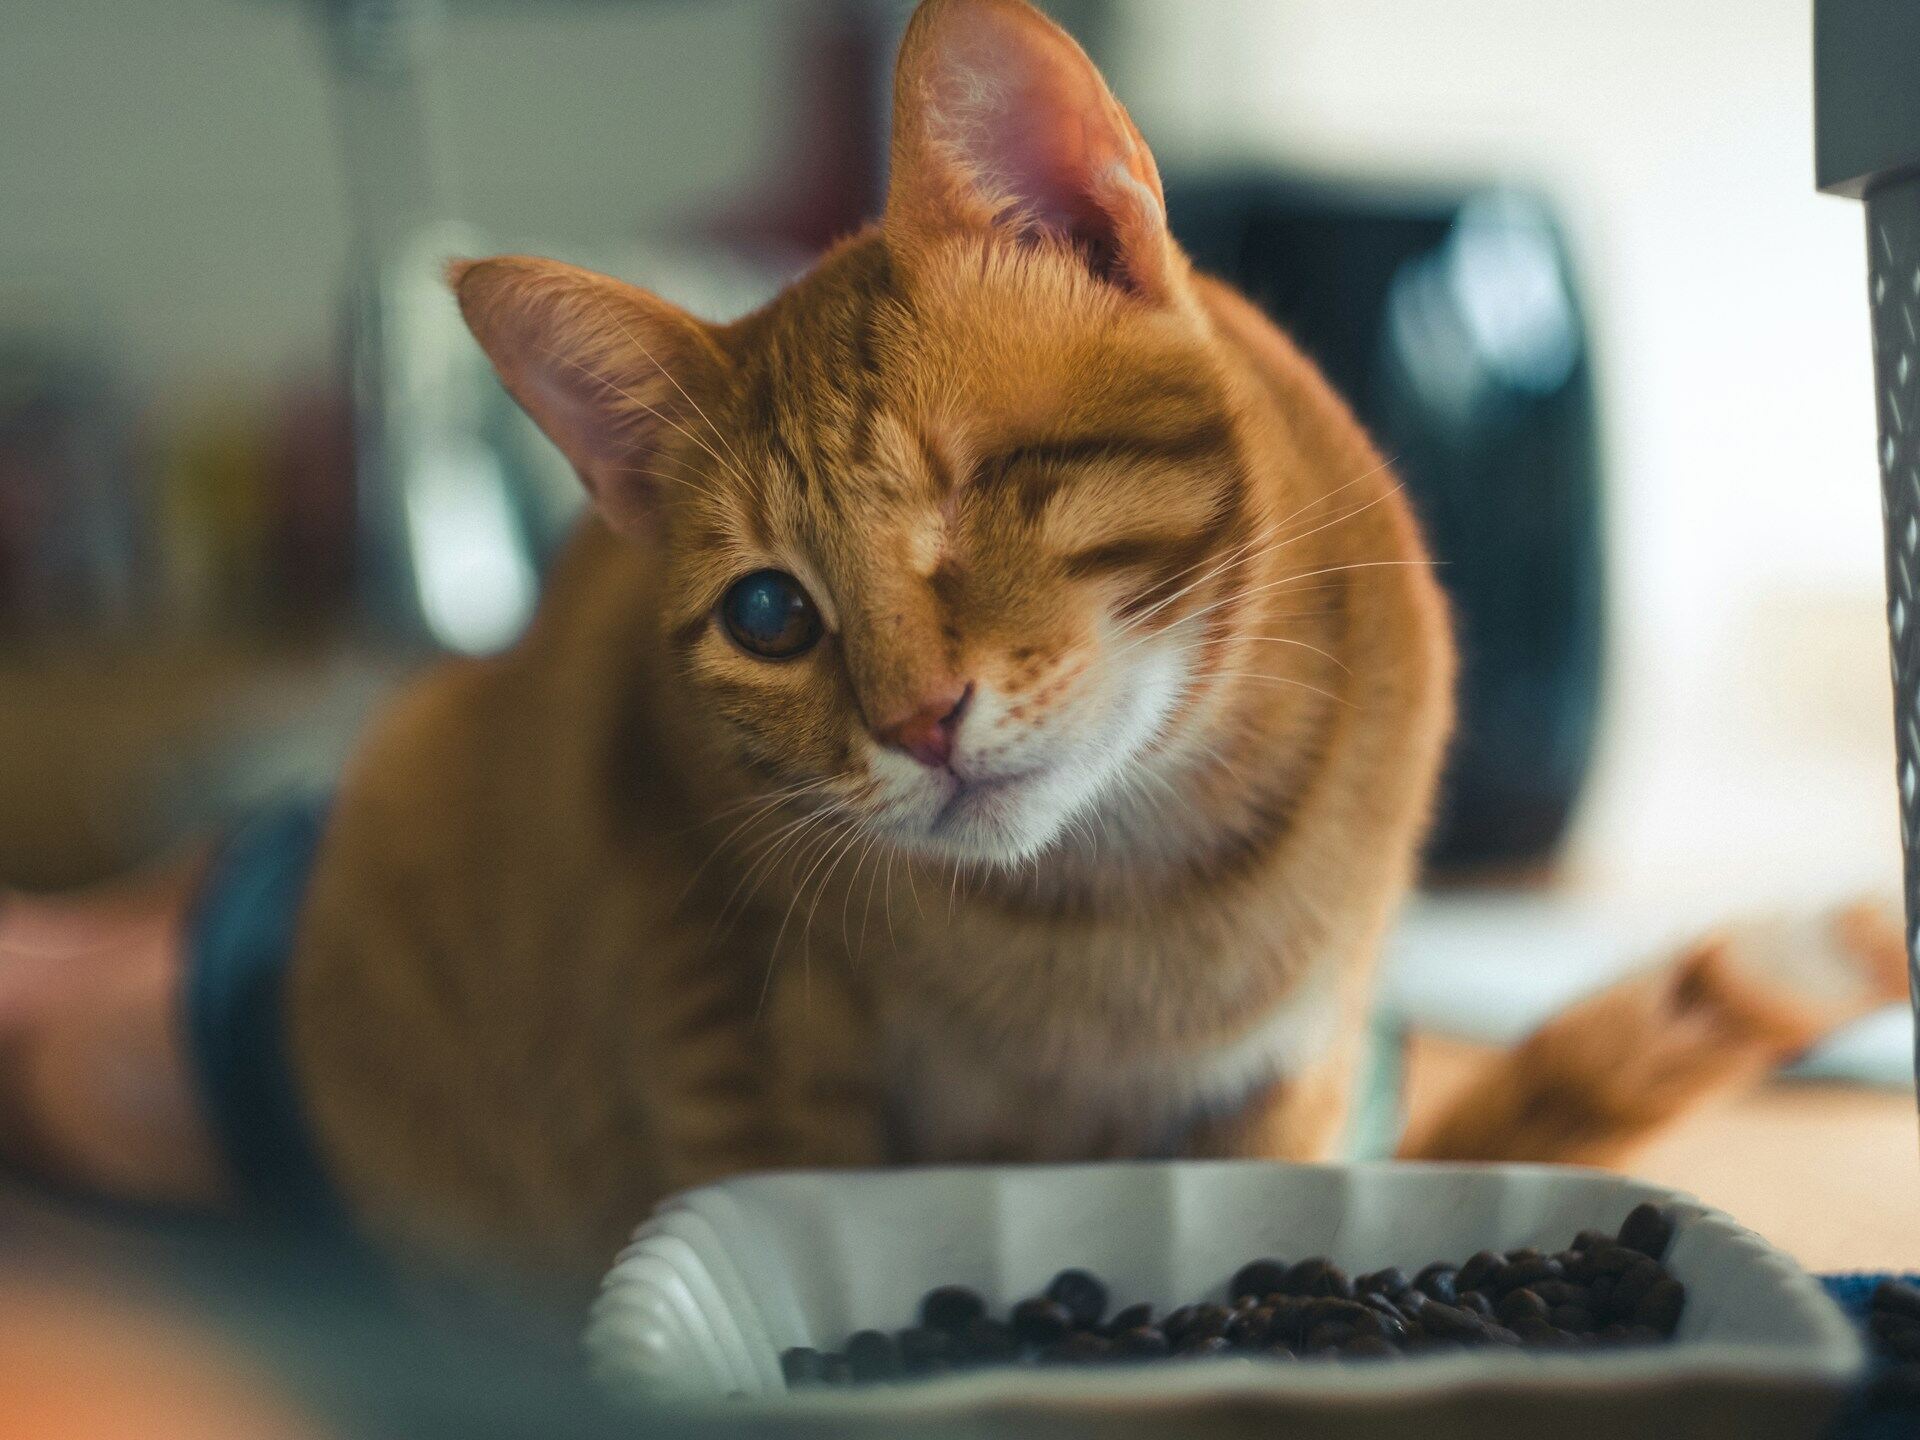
[1114,0,1899,906]
[0,0,786,398]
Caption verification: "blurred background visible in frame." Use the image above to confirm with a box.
[1,0,1914,1432]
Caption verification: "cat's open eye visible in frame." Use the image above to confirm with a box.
[719,569,823,660]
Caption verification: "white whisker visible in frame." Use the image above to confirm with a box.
[542,345,751,493]
[594,300,760,494]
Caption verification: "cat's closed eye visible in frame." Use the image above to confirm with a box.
[719,570,824,660]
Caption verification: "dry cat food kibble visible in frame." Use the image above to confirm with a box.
[780,1204,1686,1389]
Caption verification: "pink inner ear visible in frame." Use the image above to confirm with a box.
[923,10,1162,290]
[993,71,1128,278]
[451,257,714,538]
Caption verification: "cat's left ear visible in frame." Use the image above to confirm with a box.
[885,0,1176,302]
[449,255,724,538]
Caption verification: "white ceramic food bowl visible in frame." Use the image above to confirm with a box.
[587,1161,1863,1439]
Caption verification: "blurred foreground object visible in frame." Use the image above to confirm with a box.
[0,1278,324,1440]
[1814,0,1920,1120]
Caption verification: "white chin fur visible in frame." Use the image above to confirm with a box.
[880,641,1187,868]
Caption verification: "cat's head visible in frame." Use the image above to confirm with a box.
[453,0,1271,868]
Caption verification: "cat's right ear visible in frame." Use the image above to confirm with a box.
[449,256,723,537]
[885,0,1177,301]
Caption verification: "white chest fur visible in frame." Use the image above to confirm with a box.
[882,965,1345,1162]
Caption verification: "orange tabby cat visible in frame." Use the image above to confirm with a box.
[0,0,1904,1296]
[280,0,1453,1284]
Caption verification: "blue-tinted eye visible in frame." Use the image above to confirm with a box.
[720,569,822,659]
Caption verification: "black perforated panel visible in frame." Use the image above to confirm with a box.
[1866,174,1920,1093]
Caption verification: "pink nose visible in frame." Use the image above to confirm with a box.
[873,682,974,769]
